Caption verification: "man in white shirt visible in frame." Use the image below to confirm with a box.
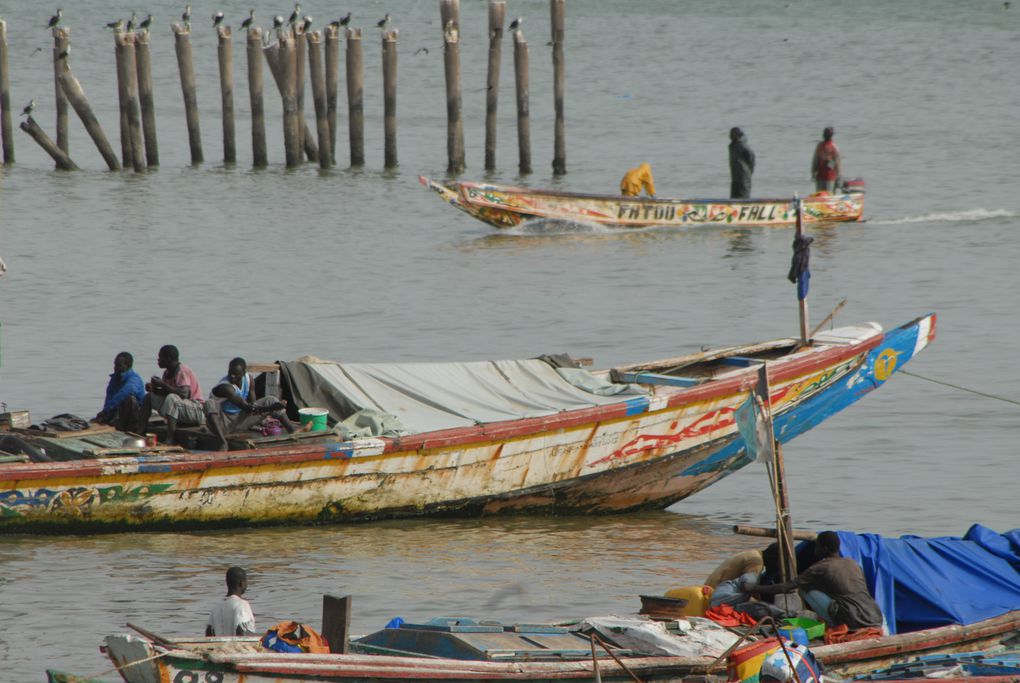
[206,566,256,636]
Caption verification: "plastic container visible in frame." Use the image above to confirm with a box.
[778,625,809,646]
[783,616,825,641]
[298,407,329,432]
[663,585,712,617]
[728,639,781,683]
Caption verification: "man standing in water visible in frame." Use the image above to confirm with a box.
[729,127,756,199]
[811,127,842,193]
[206,566,256,636]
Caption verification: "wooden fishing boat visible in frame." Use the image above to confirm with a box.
[0,314,934,533]
[419,176,865,230]
[96,608,1020,683]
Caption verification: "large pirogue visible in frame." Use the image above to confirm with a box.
[420,176,866,230]
[0,314,933,533]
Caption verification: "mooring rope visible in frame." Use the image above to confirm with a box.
[900,370,1020,407]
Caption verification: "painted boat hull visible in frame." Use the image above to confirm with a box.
[102,608,1020,683]
[0,315,934,534]
[419,176,865,230]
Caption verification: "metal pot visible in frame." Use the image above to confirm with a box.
[121,436,147,449]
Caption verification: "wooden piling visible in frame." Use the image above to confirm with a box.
[52,27,70,154]
[114,32,132,168]
[345,28,364,166]
[382,29,398,169]
[485,1,505,171]
[173,25,203,164]
[135,30,160,167]
[440,0,465,173]
[0,20,14,164]
[306,32,331,169]
[19,116,77,170]
[295,27,308,157]
[550,0,566,175]
[246,27,267,168]
[115,32,145,171]
[513,30,531,174]
[217,26,236,164]
[267,38,301,167]
[324,25,340,165]
[58,63,120,170]
[322,595,352,655]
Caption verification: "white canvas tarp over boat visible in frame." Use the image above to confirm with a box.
[278,357,647,435]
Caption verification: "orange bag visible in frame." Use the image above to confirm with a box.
[267,620,330,653]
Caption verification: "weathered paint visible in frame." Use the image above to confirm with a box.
[0,315,935,533]
[419,176,864,230]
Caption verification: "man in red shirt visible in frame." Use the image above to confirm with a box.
[811,127,842,193]
[139,344,204,445]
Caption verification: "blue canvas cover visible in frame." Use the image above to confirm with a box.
[833,525,1020,635]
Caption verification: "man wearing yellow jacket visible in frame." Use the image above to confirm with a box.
[620,163,655,197]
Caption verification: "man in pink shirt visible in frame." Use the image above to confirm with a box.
[811,126,842,193]
[139,344,204,445]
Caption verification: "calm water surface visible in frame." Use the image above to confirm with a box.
[0,0,1019,678]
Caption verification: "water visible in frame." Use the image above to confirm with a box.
[1,0,1019,678]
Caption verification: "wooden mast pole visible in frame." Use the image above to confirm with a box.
[796,197,809,345]
[758,363,796,584]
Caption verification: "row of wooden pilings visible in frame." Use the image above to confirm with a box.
[0,0,567,174]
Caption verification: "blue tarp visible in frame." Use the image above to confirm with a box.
[833,525,1020,635]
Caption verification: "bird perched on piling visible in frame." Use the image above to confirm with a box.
[47,9,63,29]
[509,17,522,31]
[272,15,285,30]
[240,9,255,30]
[288,3,301,26]
[338,12,352,27]
[376,13,391,29]
[301,16,313,32]
[212,11,225,28]
[20,100,35,117]
[139,14,153,31]
[181,4,192,27]
[126,12,137,31]
[106,18,124,32]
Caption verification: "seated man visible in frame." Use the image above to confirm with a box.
[620,162,655,197]
[95,351,146,432]
[204,357,306,451]
[756,531,884,631]
[139,344,204,445]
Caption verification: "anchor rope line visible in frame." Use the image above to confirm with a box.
[84,649,169,680]
[900,370,1020,407]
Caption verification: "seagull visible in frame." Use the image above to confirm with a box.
[47,8,63,29]
[181,4,192,24]
[212,11,224,27]
[338,12,351,27]
[126,12,137,31]
[288,3,301,26]
[272,15,285,29]
[301,15,313,31]
[376,13,391,29]
[414,47,428,55]
[106,18,124,32]
[240,9,255,30]
[139,14,153,31]
[509,17,522,31]
[31,46,43,55]
[20,99,35,117]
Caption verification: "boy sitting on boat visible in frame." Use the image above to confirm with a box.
[203,357,308,451]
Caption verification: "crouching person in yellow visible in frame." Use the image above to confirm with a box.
[620,163,655,197]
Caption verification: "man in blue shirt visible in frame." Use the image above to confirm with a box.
[95,352,146,432]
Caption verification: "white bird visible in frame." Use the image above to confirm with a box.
[240,9,255,30]
[509,17,521,31]
[106,18,124,32]
[181,4,192,25]
[288,3,301,26]
[272,15,285,29]
[139,14,153,31]
[301,15,313,31]
[126,12,137,31]
[212,11,225,27]
[47,8,63,29]
[20,99,35,117]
